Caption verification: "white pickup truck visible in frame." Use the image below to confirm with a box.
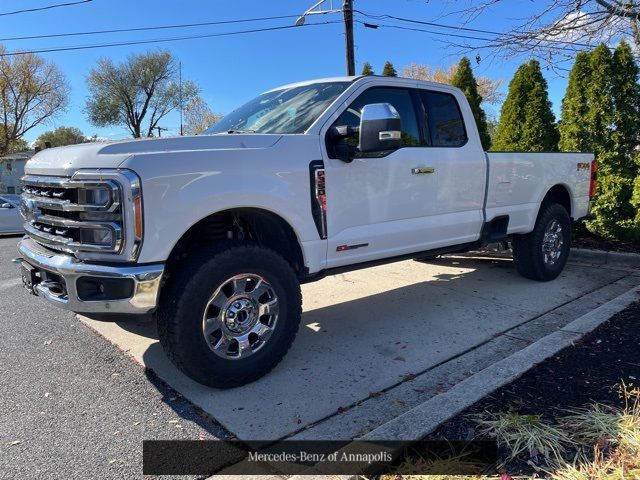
[17,76,595,388]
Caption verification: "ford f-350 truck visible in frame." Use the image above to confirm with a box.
[16,75,595,388]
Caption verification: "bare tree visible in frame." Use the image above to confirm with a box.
[0,45,69,154]
[402,62,503,104]
[183,96,221,135]
[86,51,197,138]
[447,0,640,63]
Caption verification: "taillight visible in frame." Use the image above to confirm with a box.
[589,160,597,198]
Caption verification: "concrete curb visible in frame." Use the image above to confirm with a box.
[570,248,640,269]
[360,286,640,441]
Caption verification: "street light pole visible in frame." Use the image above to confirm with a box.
[296,0,355,76]
[343,0,355,76]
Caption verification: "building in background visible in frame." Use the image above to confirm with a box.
[0,151,35,194]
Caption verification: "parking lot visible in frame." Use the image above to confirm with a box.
[80,245,638,441]
[2,234,639,477]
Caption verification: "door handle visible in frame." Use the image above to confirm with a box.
[411,167,435,174]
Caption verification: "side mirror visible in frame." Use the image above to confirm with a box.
[0,203,12,209]
[359,103,402,154]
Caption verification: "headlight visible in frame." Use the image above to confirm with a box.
[21,169,143,262]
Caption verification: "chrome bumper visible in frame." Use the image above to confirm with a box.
[18,236,164,314]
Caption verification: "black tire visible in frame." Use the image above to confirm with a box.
[156,243,302,388]
[512,203,571,281]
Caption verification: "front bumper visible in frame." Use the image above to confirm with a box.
[18,236,164,314]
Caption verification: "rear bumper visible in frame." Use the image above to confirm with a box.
[18,236,164,314]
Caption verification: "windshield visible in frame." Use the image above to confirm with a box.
[205,81,350,135]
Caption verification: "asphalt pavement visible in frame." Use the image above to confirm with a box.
[0,236,229,480]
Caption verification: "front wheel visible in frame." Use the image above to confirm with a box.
[156,243,302,388]
[512,203,571,281]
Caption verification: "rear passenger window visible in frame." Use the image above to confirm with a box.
[421,91,467,147]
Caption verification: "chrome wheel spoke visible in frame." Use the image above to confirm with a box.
[232,277,250,295]
[209,291,228,310]
[236,334,252,358]
[251,279,271,299]
[212,334,232,354]
[203,315,222,336]
[251,321,273,341]
[259,298,279,317]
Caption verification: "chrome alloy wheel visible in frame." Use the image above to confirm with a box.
[542,219,564,266]
[202,274,279,359]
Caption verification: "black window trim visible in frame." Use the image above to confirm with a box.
[417,88,469,149]
[326,85,425,154]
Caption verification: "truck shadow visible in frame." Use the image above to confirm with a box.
[80,254,604,439]
[101,255,520,342]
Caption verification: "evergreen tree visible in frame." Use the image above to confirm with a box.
[592,42,640,240]
[361,62,374,76]
[584,44,615,158]
[582,44,617,239]
[558,42,640,241]
[382,61,397,77]
[610,41,640,176]
[558,52,591,152]
[451,56,491,150]
[493,60,558,151]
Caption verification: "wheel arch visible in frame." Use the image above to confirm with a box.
[164,207,306,278]
[539,184,572,219]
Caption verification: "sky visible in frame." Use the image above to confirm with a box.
[0,0,583,143]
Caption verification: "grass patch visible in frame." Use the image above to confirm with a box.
[380,383,640,479]
[473,411,571,461]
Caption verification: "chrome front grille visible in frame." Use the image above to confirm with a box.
[21,174,124,254]
[21,176,120,212]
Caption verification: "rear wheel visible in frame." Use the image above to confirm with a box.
[157,243,302,388]
[512,203,571,281]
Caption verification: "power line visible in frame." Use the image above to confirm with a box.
[0,0,92,17]
[356,20,495,43]
[356,20,584,54]
[0,13,308,43]
[0,22,340,56]
[355,19,593,53]
[355,10,595,49]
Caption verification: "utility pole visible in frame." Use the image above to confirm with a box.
[343,0,355,76]
[155,126,168,137]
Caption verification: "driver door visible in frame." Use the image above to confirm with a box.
[322,86,438,268]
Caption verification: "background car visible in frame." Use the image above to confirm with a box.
[0,194,23,235]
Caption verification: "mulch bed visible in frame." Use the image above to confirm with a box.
[572,229,640,254]
[425,300,640,475]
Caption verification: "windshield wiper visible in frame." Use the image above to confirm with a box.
[225,129,256,134]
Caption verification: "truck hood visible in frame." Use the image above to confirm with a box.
[25,134,283,177]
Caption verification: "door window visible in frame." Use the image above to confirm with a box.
[420,90,467,147]
[332,87,421,147]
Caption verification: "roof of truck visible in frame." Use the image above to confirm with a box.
[264,75,459,93]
